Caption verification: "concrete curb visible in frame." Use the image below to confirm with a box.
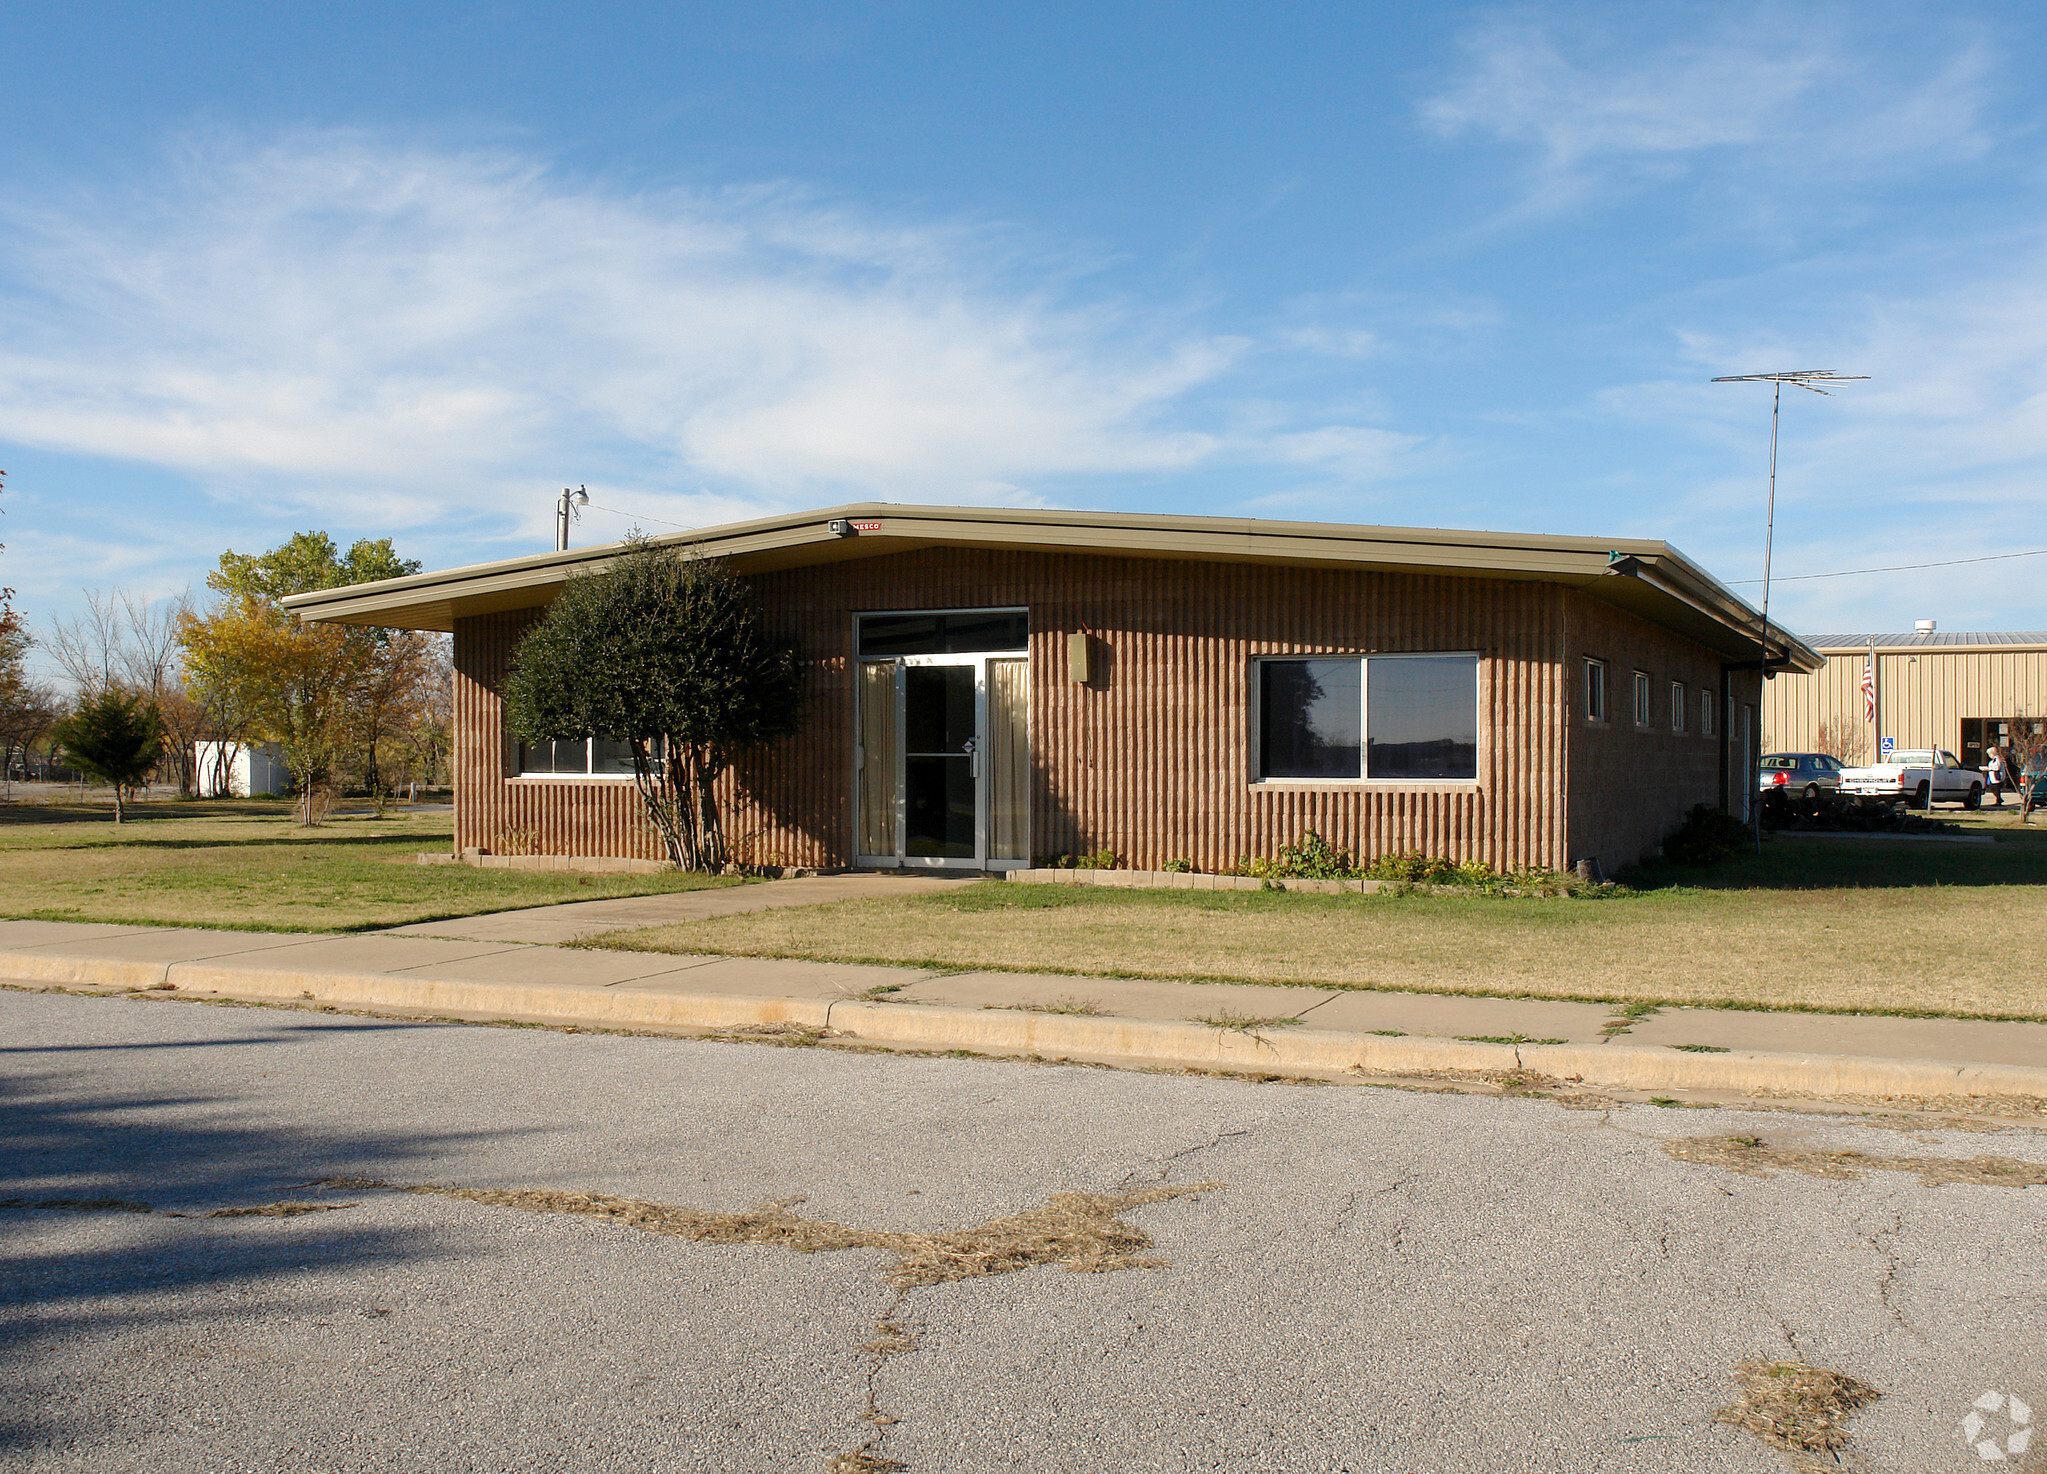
[819,1001,2047,1098]
[6,948,2043,1101]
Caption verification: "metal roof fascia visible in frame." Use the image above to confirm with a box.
[280,503,1775,654]
[1589,552,1824,672]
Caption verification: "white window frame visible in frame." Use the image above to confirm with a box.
[1250,651,1482,788]
[1670,681,1686,733]
[509,736,650,782]
[1700,690,1715,737]
[1632,670,1652,729]
[1584,659,1608,725]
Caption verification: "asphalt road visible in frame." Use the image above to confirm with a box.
[3,990,2043,1474]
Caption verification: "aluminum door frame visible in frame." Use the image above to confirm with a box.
[855,653,993,872]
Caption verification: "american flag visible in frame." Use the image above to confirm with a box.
[1861,657,1876,721]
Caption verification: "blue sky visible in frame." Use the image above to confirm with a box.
[4,1,2043,658]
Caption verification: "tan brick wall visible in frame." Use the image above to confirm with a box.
[1563,591,1757,870]
[452,548,1754,874]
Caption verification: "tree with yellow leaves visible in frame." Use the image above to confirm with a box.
[180,533,424,824]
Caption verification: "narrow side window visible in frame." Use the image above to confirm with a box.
[1584,659,1607,724]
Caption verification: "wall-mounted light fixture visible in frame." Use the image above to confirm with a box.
[1067,630,1092,684]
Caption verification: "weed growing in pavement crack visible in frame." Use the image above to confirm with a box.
[1008,995,1107,1016]
[1193,1010,1301,1033]
[1456,1034,1567,1046]
[321,1177,1222,1288]
[1665,1135,2047,1186]
[1601,1003,1659,1038]
[322,1175,1221,1474]
[1714,1359,1880,1464]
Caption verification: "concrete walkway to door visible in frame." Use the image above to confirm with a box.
[378,871,975,945]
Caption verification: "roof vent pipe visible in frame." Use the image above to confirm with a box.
[1915,619,1937,634]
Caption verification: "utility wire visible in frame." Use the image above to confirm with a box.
[582,501,698,534]
[1726,546,2047,584]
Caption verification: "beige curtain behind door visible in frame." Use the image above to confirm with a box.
[987,658,1029,863]
[859,661,898,857]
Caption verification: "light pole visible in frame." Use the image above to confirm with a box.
[554,485,589,552]
[1710,369,1867,850]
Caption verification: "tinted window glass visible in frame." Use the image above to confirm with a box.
[590,739,636,775]
[507,741,548,777]
[904,666,975,753]
[1368,656,1478,780]
[859,610,1027,656]
[1761,756,1798,769]
[1260,660,1362,779]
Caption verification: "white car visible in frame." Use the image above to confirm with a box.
[1837,749,1985,810]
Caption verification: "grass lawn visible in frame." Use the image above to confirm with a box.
[0,800,745,932]
[589,831,2047,1020]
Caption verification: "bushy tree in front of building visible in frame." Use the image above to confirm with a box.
[502,538,805,871]
[50,689,165,822]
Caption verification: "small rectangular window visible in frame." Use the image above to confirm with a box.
[858,609,1028,656]
[1633,671,1652,728]
[517,738,587,775]
[1585,660,1607,724]
[1670,682,1686,733]
[516,738,649,777]
[1701,690,1715,736]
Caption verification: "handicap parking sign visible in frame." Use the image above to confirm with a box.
[1880,736,1896,754]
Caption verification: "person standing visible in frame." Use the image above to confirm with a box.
[1987,747,2007,807]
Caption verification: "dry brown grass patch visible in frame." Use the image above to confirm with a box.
[1714,1359,1880,1461]
[591,880,2047,1019]
[1666,1135,2047,1186]
[324,1177,1220,1288]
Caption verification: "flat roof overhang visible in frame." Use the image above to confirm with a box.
[281,502,1823,673]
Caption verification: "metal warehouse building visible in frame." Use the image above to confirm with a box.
[1762,630,2047,769]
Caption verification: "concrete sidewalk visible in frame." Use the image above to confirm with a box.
[378,871,973,943]
[3,917,2044,1104]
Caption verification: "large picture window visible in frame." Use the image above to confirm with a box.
[1257,654,1479,782]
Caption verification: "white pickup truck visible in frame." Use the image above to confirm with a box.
[1837,749,1985,809]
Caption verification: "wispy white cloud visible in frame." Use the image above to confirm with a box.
[1421,10,1992,216]
[1590,235,2047,630]
[0,134,1419,537]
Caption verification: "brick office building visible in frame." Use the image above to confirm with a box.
[285,504,1817,875]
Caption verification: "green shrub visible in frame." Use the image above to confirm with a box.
[1662,804,1751,866]
[1366,851,1458,883]
[1274,829,1355,878]
[1163,858,1194,873]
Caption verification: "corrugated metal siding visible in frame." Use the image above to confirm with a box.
[453,549,1607,870]
[1764,648,2047,761]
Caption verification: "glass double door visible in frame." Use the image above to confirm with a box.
[858,655,1028,870]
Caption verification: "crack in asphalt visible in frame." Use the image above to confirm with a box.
[1119,1126,1253,1188]
[315,1174,1222,1474]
